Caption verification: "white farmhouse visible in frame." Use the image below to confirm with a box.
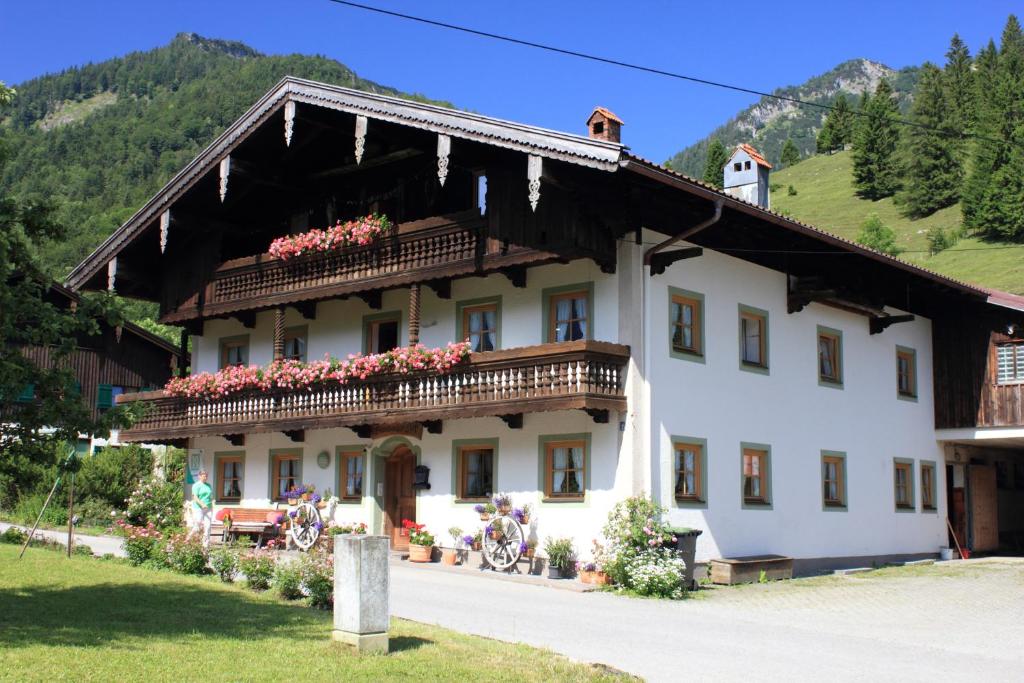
[65,80,1024,573]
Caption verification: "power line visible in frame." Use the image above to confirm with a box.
[325,0,1010,147]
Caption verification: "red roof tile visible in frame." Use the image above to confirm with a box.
[736,143,772,169]
[587,107,624,125]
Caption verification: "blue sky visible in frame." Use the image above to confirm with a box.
[1,1,1019,161]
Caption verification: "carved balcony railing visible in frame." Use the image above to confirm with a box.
[116,341,630,442]
[160,211,561,324]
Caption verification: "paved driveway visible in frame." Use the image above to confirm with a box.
[0,522,124,557]
[390,560,1024,682]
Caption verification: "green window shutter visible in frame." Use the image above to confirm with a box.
[96,383,113,410]
[71,381,82,399]
[17,384,35,402]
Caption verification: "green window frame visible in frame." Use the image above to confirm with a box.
[894,458,915,512]
[668,287,705,363]
[214,451,245,503]
[896,346,918,402]
[821,450,848,511]
[740,442,772,509]
[817,325,844,389]
[16,383,36,402]
[451,438,499,503]
[738,304,770,375]
[455,297,502,352]
[335,446,366,504]
[537,433,591,505]
[542,282,594,344]
[671,435,708,509]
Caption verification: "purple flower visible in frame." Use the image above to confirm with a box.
[274,513,285,524]
[288,510,297,518]
[484,524,493,536]
[511,507,524,523]
[518,542,528,554]
[314,521,324,531]
[312,493,322,504]
[462,534,474,546]
[473,504,486,514]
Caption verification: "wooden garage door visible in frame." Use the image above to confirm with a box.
[969,465,999,552]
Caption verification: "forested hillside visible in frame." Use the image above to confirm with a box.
[0,33,446,280]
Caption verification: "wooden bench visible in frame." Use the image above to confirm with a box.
[709,554,793,585]
[212,508,286,547]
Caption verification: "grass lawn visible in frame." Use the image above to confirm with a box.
[0,545,629,682]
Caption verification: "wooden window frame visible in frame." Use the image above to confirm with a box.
[896,346,918,401]
[672,439,706,505]
[541,437,588,502]
[893,458,915,512]
[282,325,308,362]
[738,305,769,374]
[456,297,501,353]
[669,288,705,362]
[362,311,401,355]
[270,450,302,502]
[740,443,772,509]
[547,291,590,344]
[214,452,245,503]
[219,335,250,370]
[456,443,496,502]
[817,326,843,388]
[821,451,847,510]
[338,449,365,502]
[542,282,594,345]
[920,460,937,512]
[995,342,1024,385]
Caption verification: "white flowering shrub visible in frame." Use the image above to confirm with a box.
[124,476,183,529]
[624,548,687,599]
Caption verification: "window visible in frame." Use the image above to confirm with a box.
[996,342,1024,384]
[462,302,498,352]
[674,442,704,502]
[733,162,742,172]
[220,336,249,369]
[217,454,244,503]
[271,452,301,501]
[544,439,586,500]
[742,447,770,505]
[96,384,113,410]
[339,450,364,501]
[894,459,914,511]
[364,314,400,354]
[744,160,751,170]
[457,444,495,501]
[739,306,768,372]
[283,327,307,362]
[592,121,605,134]
[670,290,703,359]
[921,461,937,511]
[822,452,846,509]
[817,327,842,386]
[897,347,917,399]
[547,289,590,343]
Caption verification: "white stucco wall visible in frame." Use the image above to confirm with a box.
[646,237,946,562]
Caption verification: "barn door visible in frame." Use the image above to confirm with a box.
[969,465,999,552]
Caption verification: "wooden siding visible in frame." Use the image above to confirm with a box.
[116,341,629,442]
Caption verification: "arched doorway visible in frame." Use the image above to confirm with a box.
[383,445,416,550]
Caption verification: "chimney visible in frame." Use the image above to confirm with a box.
[722,143,772,209]
[586,107,623,143]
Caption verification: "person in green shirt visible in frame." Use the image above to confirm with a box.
[191,469,213,548]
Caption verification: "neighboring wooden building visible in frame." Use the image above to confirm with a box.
[64,79,1024,568]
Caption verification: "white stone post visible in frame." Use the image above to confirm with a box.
[332,534,390,654]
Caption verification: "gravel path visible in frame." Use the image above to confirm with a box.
[0,522,125,557]
[390,559,1024,682]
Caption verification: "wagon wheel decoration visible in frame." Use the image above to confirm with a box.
[289,501,322,551]
[482,515,525,570]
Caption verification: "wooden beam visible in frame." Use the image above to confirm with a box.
[357,291,382,310]
[233,311,257,329]
[408,284,421,345]
[500,414,523,429]
[649,247,703,276]
[422,420,443,434]
[502,266,527,288]
[307,148,424,180]
[426,279,452,300]
[224,434,245,447]
[870,314,915,335]
[352,425,372,439]
[283,429,305,443]
[292,301,317,321]
[273,307,285,361]
[584,408,609,424]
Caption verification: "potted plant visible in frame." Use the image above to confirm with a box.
[578,540,610,585]
[443,527,463,566]
[312,492,325,509]
[523,538,537,559]
[492,493,513,516]
[487,518,507,541]
[512,503,532,526]
[301,484,315,502]
[403,519,435,563]
[285,485,305,506]
[472,530,483,551]
[474,502,496,521]
[544,537,576,579]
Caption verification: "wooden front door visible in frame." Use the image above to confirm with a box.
[383,447,416,550]
[969,465,999,552]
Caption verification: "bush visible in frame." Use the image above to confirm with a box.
[787,184,798,196]
[274,562,304,600]
[124,477,182,529]
[1,526,27,544]
[856,213,900,256]
[75,445,153,509]
[300,552,334,609]
[623,548,687,599]
[238,549,275,590]
[543,537,576,573]
[72,543,94,557]
[73,497,116,528]
[119,521,164,566]
[11,491,68,528]
[163,532,208,575]
[210,546,238,582]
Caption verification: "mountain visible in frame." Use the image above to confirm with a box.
[665,59,920,177]
[0,33,449,280]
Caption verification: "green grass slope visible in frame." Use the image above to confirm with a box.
[771,151,1024,294]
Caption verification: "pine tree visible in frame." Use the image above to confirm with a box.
[962,40,1000,231]
[816,94,853,154]
[944,33,975,165]
[780,138,801,167]
[852,80,901,199]
[900,63,962,217]
[702,138,729,189]
[816,122,834,155]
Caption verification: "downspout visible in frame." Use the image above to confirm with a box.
[642,199,723,268]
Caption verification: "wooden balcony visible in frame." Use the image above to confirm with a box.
[116,341,630,442]
[160,211,561,324]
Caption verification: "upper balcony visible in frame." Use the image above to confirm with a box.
[159,211,563,325]
[116,340,630,443]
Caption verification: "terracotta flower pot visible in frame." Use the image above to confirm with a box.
[441,549,458,566]
[580,570,610,585]
[472,541,482,551]
[520,515,531,525]
[287,497,298,506]
[497,504,512,516]
[525,548,535,559]
[316,501,327,510]
[478,513,491,522]
[408,543,433,563]
[301,492,312,501]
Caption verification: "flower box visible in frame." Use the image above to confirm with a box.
[408,543,433,563]
[579,570,610,586]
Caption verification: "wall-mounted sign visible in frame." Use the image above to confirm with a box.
[317,451,330,469]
